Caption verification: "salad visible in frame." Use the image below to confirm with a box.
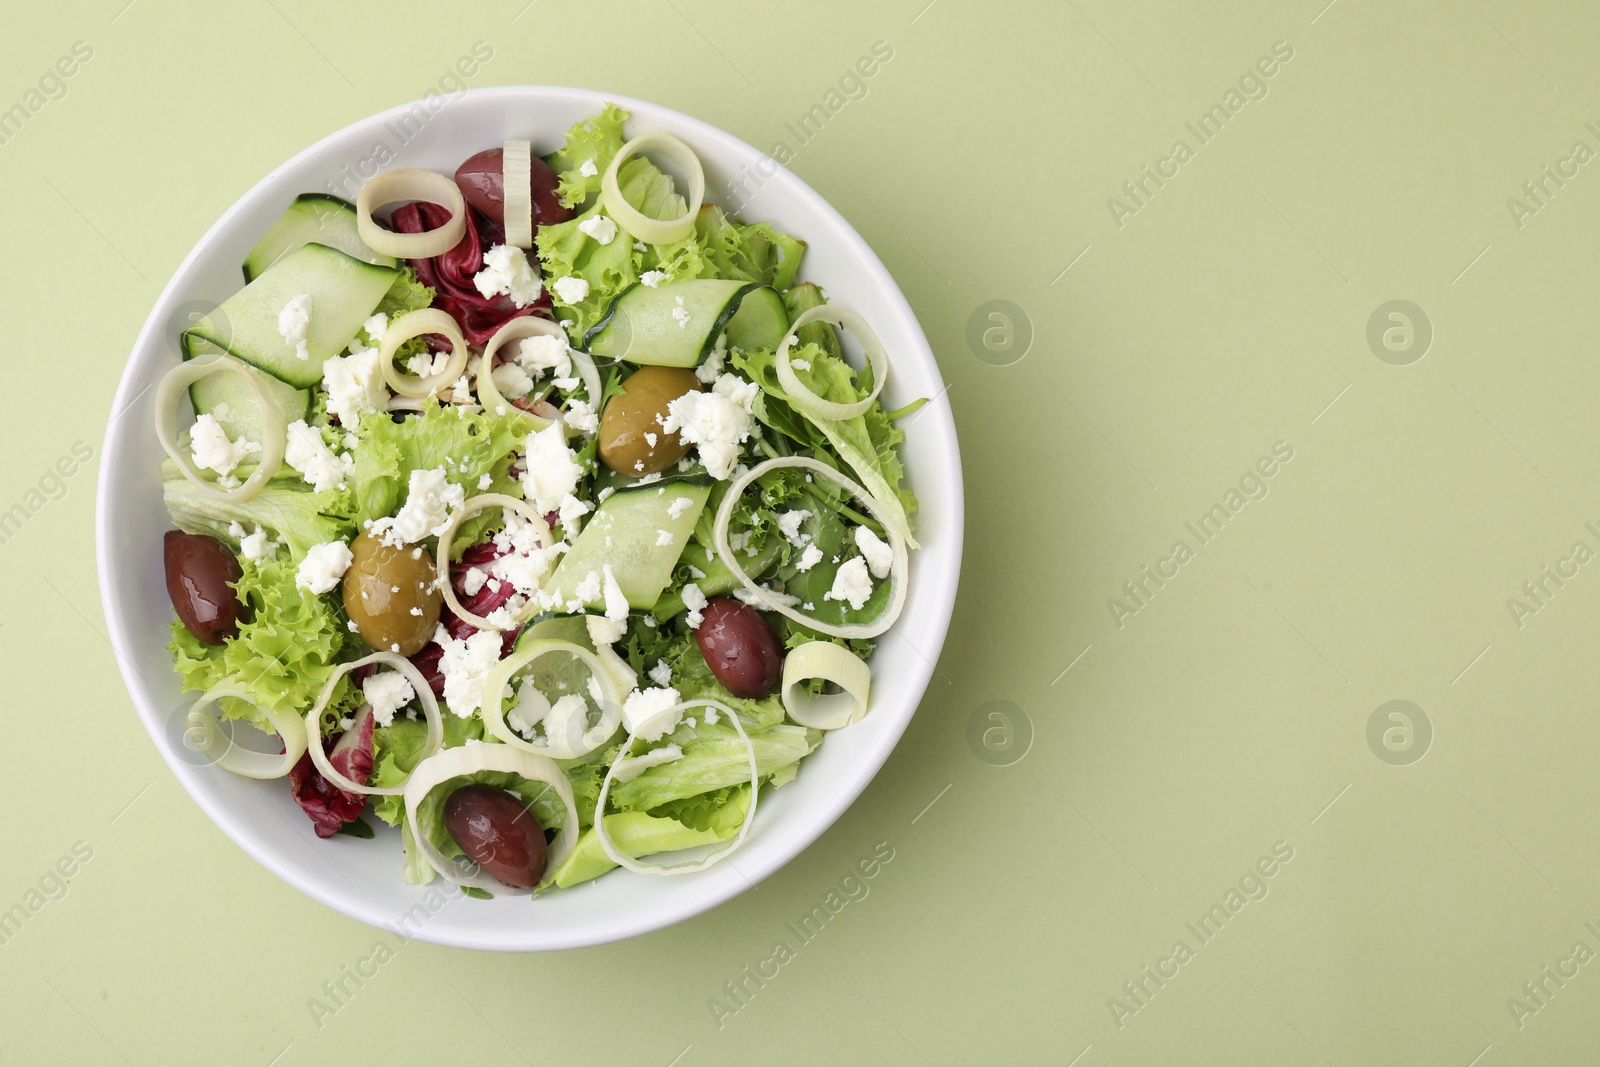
[154,105,922,897]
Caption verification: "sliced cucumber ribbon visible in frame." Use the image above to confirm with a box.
[600,131,705,246]
[502,139,535,248]
[155,354,286,503]
[355,168,467,260]
[402,742,580,895]
[303,653,443,796]
[781,641,871,730]
[433,493,555,632]
[186,684,307,779]
[775,306,889,422]
[473,316,602,434]
[380,308,470,397]
[713,456,908,639]
[595,699,759,876]
[480,638,624,760]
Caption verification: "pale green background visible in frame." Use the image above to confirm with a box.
[3,0,1596,1063]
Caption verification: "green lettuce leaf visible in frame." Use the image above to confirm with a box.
[167,553,354,731]
[162,462,357,560]
[695,204,805,290]
[370,715,484,827]
[608,719,820,811]
[546,104,628,208]
[549,786,750,889]
[375,265,434,319]
[412,767,578,873]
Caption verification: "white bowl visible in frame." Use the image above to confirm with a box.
[96,86,962,951]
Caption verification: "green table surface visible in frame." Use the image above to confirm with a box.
[4,0,1598,1063]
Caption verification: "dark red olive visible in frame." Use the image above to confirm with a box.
[454,148,573,228]
[163,530,248,645]
[695,598,784,698]
[443,784,547,888]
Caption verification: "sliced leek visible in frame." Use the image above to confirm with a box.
[502,139,534,248]
[433,493,553,631]
[155,354,286,503]
[781,641,871,729]
[595,699,758,875]
[600,131,704,245]
[402,743,579,894]
[303,653,442,795]
[473,316,571,432]
[380,308,470,397]
[775,305,888,422]
[479,638,623,760]
[355,168,466,259]
[714,456,908,639]
[186,684,306,779]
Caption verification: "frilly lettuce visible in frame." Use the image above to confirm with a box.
[167,553,355,732]
[547,104,628,208]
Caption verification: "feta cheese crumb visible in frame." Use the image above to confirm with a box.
[854,525,894,579]
[661,373,758,480]
[577,215,618,244]
[648,659,673,687]
[655,529,673,547]
[239,525,277,563]
[363,671,416,728]
[682,582,707,628]
[432,625,506,715]
[277,293,313,361]
[491,361,536,399]
[776,509,812,547]
[671,295,690,329]
[296,540,353,594]
[639,270,668,288]
[825,556,874,611]
[795,543,824,572]
[667,496,695,520]
[579,158,599,177]
[520,423,583,513]
[368,467,465,546]
[189,414,255,478]
[473,244,543,307]
[511,334,573,380]
[284,419,353,492]
[552,275,590,304]
[790,358,812,372]
[622,686,683,742]
[563,397,600,435]
[322,347,387,429]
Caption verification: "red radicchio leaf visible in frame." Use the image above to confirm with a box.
[390,201,554,345]
[288,709,374,838]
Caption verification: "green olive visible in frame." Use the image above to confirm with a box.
[598,365,702,476]
[342,531,442,656]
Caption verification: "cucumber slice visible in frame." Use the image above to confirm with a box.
[650,537,783,621]
[584,280,788,368]
[186,243,399,389]
[243,194,397,282]
[183,333,310,440]
[544,480,711,609]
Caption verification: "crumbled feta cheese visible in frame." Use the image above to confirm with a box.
[776,509,812,547]
[296,540,353,594]
[558,493,591,534]
[790,358,811,372]
[322,347,387,430]
[695,333,727,384]
[824,556,874,611]
[795,543,824,572]
[361,312,388,347]
[640,270,668,288]
[655,529,673,547]
[511,334,573,380]
[432,625,505,715]
[189,414,255,477]
[277,293,313,361]
[368,467,464,546]
[648,659,673,687]
[520,423,583,513]
[854,525,893,579]
[671,295,690,329]
[661,373,757,480]
[643,432,658,449]
[666,496,695,520]
[477,473,494,491]
[562,397,600,435]
[491,361,535,399]
[577,215,618,244]
[473,244,543,307]
[613,743,684,782]
[579,158,599,177]
[363,671,416,728]
[622,686,682,742]
[681,582,707,628]
[284,419,353,492]
[587,612,627,646]
[405,349,451,378]
[552,276,590,304]
[239,525,277,563]
[462,567,488,596]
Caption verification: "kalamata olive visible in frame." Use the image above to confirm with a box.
[598,366,701,475]
[454,148,573,227]
[443,784,547,888]
[342,531,443,656]
[695,597,784,698]
[164,530,248,645]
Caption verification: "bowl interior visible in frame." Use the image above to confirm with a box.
[97,86,962,950]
